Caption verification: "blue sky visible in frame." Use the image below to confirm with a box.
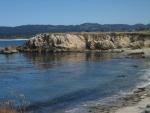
[0,0,150,26]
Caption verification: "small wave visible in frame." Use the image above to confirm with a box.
[65,108,80,113]
[64,92,126,113]
[0,39,29,41]
[65,105,88,113]
[137,69,150,88]
[19,87,102,112]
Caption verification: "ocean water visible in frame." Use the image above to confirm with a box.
[0,40,150,113]
[0,39,28,47]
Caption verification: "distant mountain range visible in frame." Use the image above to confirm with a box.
[0,23,150,38]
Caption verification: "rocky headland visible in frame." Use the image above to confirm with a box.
[1,32,150,54]
[18,32,150,53]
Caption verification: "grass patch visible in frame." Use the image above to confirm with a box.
[0,108,18,113]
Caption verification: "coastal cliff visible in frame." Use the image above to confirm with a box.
[20,32,150,52]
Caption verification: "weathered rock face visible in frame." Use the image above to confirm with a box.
[22,33,150,52]
[24,33,86,52]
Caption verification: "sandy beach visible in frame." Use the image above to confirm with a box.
[116,97,150,113]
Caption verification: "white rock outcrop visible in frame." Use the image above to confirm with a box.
[23,33,150,52]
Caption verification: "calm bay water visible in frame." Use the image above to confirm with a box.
[0,39,27,47]
[0,40,150,113]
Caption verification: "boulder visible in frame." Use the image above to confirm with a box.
[95,40,115,50]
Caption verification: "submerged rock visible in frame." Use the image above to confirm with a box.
[132,65,139,68]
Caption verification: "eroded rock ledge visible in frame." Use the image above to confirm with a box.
[19,32,150,53]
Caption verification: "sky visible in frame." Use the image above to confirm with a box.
[0,0,150,26]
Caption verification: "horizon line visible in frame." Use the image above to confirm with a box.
[0,22,150,27]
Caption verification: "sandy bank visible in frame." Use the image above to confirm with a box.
[116,97,150,113]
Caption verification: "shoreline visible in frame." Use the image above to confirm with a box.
[84,49,150,113]
[88,85,150,113]
[87,66,150,113]
[63,49,150,113]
